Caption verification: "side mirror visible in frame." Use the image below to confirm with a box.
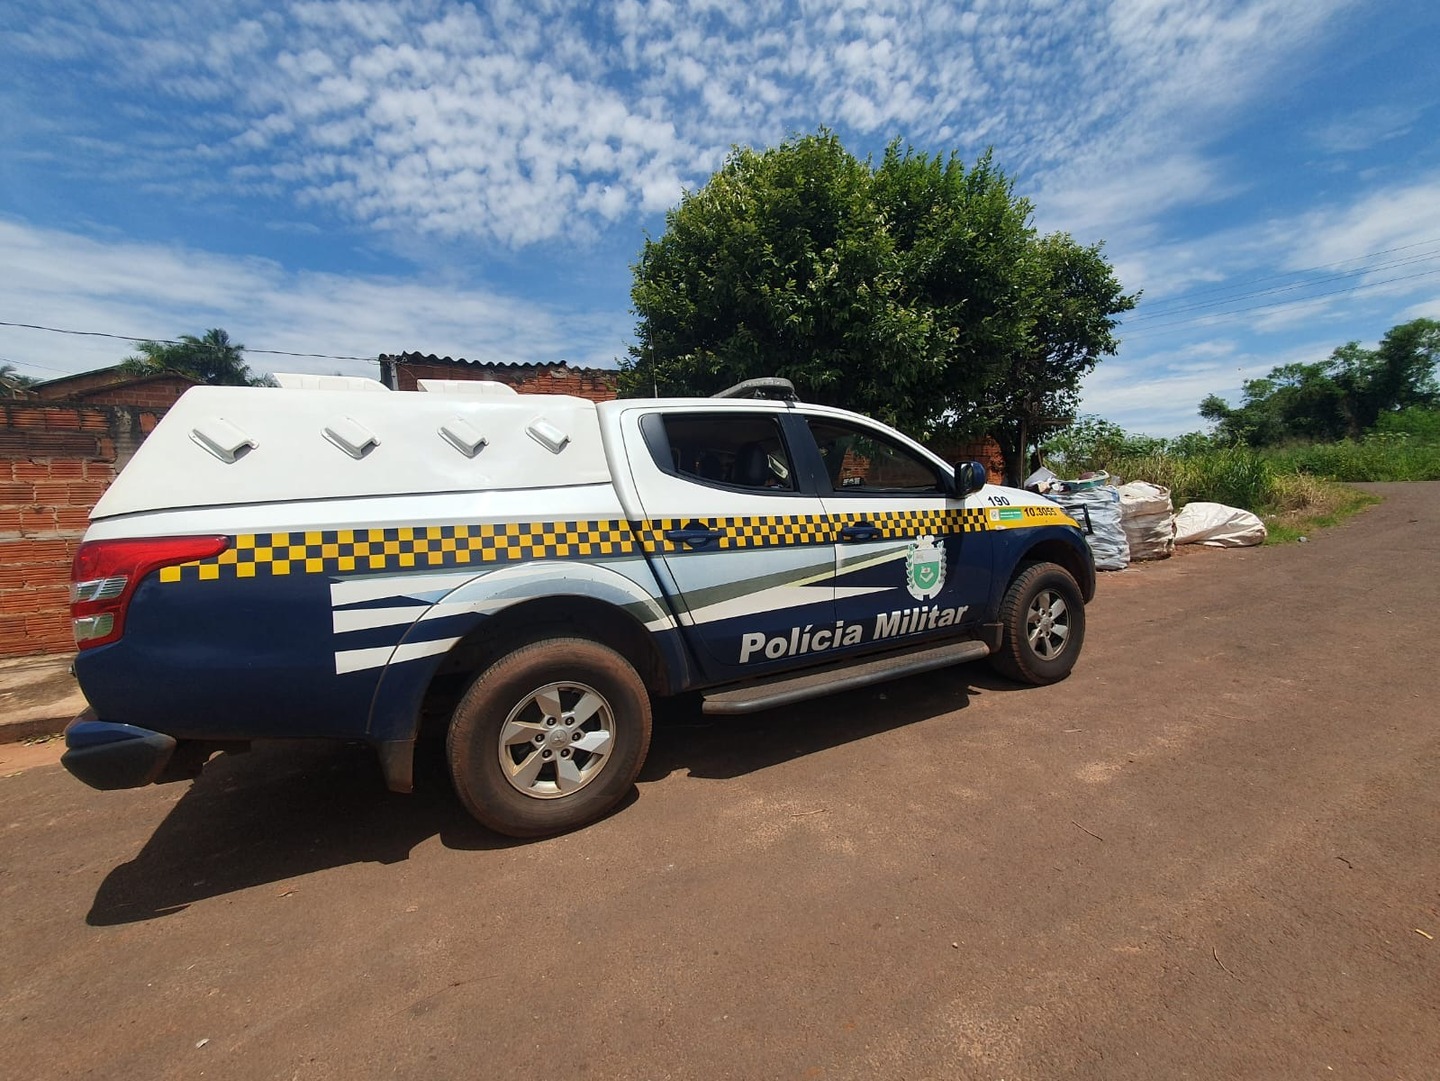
[955,460,989,497]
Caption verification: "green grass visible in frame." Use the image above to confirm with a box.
[1263,433,1440,483]
[1259,474,1381,544]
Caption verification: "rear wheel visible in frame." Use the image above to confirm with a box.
[447,637,652,837]
[988,562,1085,685]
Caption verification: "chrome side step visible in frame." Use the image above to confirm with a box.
[701,639,991,716]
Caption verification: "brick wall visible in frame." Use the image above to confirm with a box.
[31,368,197,409]
[925,436,1007,485]
[0,402,162,658]
[389,357,619,402]
[64,376,194,409]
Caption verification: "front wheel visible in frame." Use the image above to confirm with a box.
[447,637,652,837]
[988,562,1086,685]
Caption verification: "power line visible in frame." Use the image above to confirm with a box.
[1124,248,1440,324]
[0,320,379,364]
[1128,236,1440,317]
[0,355,77,375]
[1121,266,1440,340]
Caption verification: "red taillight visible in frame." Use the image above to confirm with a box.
[70,536,228,649]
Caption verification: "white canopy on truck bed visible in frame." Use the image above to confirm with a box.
[92,381,612,519]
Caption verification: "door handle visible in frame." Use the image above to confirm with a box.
[665,521,724,549]
[838,523,880,542]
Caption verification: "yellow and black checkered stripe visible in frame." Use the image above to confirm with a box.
[156,505,1077,583]
[636,515,834,554]
[830,507,993,538]
[158,520,640,583]
[633,508,996,553]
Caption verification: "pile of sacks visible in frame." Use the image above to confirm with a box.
[1172,502,1268,547]
[1028,468,1266,570]
[1117,481,1176,561]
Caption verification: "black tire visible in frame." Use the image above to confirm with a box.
[446,637,652,838]
[988,561,1086,685]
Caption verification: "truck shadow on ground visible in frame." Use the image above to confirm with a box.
[642,663,988,781]
[87,662,1014,926]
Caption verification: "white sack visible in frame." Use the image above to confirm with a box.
[1117,481,1175,561]
[1059,486,1129,570]
[1173,502,1268,547]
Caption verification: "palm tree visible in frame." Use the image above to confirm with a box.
[122,328,267,386]
[0,362,38,394]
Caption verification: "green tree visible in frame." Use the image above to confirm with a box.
[122,327,269,386]
[623,132,936,428]
[1335,318,1440,435]
[968,233,1136,483]
[624,132,1135,478]
[870,144,1038,429]
[1199,319,1440,445]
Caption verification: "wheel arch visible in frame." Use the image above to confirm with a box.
[413,593,679,743]
[1012,533,1096,602]
[363,559,693,793]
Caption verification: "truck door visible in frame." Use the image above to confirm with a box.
[621,408,836,680]
[801,415,992,653]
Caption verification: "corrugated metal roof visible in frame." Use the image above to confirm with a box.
[380,353,615,376]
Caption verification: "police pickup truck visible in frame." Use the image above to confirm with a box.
[63,376,1094,837]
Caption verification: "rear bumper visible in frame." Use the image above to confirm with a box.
[61,713,177,790]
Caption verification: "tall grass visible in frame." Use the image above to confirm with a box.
[1101,446,1274,510]
[1264,433,1440,483]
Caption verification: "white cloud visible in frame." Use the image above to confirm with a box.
[6,0,1361,248]
[1110,172,1440,353]
[1278,174,1440,268]
[1310,103,1423,154]
[1080,336,1340,435]
[0,219,631,381]
[9,0,1419,442]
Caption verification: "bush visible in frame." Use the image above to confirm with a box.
[1267,472,1339,515]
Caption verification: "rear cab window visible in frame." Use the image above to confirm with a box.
[641,412,796,493]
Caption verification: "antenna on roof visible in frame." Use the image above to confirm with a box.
[711,377,797,401]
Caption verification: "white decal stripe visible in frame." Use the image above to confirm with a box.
[836,543,909,573]
[394,637,461,664]
[414,594,674,632]
[332,606,429,634]
[334,636,460,675]
[413,597,515,623]
[684,584,830,625]
[334,645,394,675]
[330,571,479,608]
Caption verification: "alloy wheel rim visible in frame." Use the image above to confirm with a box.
[497,681,616,799]
[1025,589,1070,660]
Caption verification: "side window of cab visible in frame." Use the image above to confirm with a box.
[805,419,945,495]
[641,412,796,493]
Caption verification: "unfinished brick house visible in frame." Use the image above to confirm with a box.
[1,367,200,658]
[379,354,619,401]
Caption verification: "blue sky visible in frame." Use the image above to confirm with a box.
[3,0,1438,435]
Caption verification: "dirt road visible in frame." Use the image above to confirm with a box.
[3,483,1437,1080]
